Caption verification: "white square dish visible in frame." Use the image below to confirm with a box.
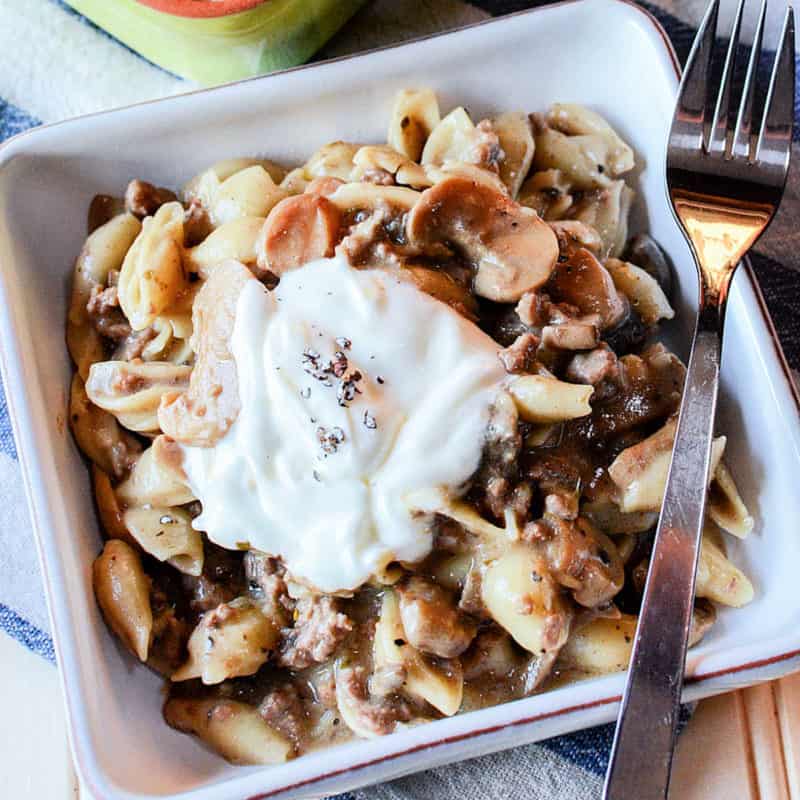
[1,0,799,797]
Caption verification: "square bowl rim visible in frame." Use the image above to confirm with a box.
[1,1,800,798]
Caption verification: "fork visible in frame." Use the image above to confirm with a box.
[602,2,795,798]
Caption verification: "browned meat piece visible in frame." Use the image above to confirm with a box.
[336,664,413,736]
[244,551,292,627]
[546,247,628,330]
[566,345,620,386]
[87,194,125,234]
[481,391,522,486]
[182,574,236,616]
[87,285,131,342]
[124,179,178,219]
[570,343,685,444]
[406,176,558,303]
[540,323,599,351]
[258,683,308,751]
[543,491,579,520]
[335,205,434,273]
[499,332,540,374]
[396,576,477,659]
[159,259,254,446]
[182,540,245,617]
[631,558,649,595]
[183,199,212,247]
[515,291,583,330]
[526,448,585,504]
[526,515,624,608]
[565,344,621,402]
[278,595,353,670]
[148,601,189,677]
[258,194,342,277]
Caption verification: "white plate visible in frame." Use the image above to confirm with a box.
[0,1,799,797]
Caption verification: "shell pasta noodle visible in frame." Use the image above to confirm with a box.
[66,87,755,766]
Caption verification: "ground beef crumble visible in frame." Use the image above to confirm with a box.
[258,683,308,750]
[87,284,131,342]
[278,595,353,670]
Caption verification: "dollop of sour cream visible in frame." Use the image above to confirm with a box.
[181,257,505,593]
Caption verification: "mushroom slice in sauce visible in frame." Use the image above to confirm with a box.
[406,176,559,302]
[546,246,629,330]
[257,193,342,278]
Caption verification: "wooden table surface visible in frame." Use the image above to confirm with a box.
[2,629,796,800]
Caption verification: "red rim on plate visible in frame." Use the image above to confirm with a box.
[135,0,268,18]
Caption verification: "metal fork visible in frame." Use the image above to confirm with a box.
[603,2,795,798]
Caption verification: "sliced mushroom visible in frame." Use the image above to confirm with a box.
[159,259,255,446]
[256,194,342,278]
[547,246,628,329]
[406,176,558,302]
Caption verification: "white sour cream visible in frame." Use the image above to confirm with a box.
[181,257,505,593]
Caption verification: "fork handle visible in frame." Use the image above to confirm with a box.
[603,308,722,800]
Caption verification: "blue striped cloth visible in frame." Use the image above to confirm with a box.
[0,2,797,798]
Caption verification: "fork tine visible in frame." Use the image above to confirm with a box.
[755,7,795,167]
[708,0,746,153]
[732,0,768,160]
[674,0,720,150]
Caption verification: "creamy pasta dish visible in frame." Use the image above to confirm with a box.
[67,90,755,766]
